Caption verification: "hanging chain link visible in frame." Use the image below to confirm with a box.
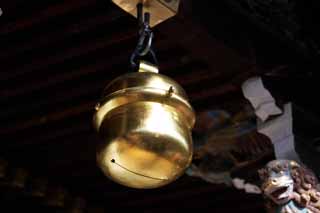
[130,3,158,70]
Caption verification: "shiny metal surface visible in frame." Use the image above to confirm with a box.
[112,0,180,27]
[93,62,195,188]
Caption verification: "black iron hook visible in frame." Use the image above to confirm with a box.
[130,3,158,70]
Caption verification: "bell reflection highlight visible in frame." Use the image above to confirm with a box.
[94,62,195,189]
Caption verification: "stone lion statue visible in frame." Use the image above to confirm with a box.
[259,160,320,213]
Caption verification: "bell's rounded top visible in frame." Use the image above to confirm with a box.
[93,63,195,136]
[102,71,188,100]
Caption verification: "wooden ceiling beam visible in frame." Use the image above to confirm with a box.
[0,0,98,35]
[0,30,137,82]
[0,10,128,60]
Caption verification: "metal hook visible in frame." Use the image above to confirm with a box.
[130,3,158,70]
[137,3,144,25]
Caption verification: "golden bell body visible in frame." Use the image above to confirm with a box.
[93,62,195,189]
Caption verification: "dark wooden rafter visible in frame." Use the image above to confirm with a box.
[0,0,100,35]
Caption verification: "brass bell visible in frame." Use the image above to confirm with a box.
[93,61,195,189]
